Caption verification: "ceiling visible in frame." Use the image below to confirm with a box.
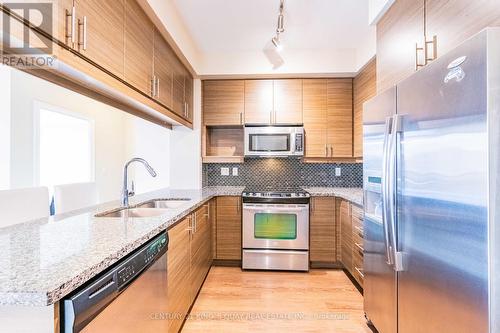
[168,0,376,76]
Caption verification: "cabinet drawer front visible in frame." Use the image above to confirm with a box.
[353,224,364,244]
[352,265,364,287]
[351,204,363,220]
[353,241,364,262]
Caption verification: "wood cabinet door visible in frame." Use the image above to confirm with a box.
[203,80,245,126]
[167,217,191,333]
[190,205,210,300]
[184,73,194,122]
[376,0,424,92]
[339,200,353,272]
[153,29,173,109]
[353,59,376,158]
[303,79,328,158]
[124,0,154,96]
[172,57,185,117]
[327,79,353,158]
[209,198,217,260]
[244,80,273,125]
[425,0,500,60]
[78,0,124,79]
[216,197,242,260]
[310,197,336,262]
[274,79,303,124]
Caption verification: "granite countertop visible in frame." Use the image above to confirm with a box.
[0,186,244,307]
[303,187,363,206]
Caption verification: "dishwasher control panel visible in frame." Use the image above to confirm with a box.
[116,233,168,289]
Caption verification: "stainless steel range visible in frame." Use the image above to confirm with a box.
[242,188,310,271]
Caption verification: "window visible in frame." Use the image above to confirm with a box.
[34,102,94,190]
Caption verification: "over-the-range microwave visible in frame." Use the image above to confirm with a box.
[244,125,304,157]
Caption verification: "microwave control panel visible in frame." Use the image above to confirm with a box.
[295,134,304,152]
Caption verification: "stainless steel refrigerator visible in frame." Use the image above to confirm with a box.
[363,28,500,333]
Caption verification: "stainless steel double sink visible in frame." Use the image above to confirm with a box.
[95,199,191,218]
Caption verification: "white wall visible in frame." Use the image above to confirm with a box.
[125,117,171,194]
[6,67,173,203]
[0,65,11,190]
[169,79,202,189]
[368,0,395,25]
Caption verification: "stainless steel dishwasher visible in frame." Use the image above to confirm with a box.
[62,232,169,332]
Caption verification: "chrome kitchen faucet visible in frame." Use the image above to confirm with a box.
[122,158,157,208]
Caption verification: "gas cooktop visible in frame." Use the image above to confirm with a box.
[242,187,310,203]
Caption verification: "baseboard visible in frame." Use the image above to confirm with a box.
[212,259,242,267]
[310,261,344,269]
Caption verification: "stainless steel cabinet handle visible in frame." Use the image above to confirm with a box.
[270,110,273,124]
[78,16,87,50]
[66,4,76,45]
[330,146,333,157]
[151,76,156,97]
[240,113,243,125]
[325,145,328,157]
[156,77,160,99]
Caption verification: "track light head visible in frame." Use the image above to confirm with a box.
[271,36,283,52]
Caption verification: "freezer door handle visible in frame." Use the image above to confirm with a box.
[388,114,405,272]
[381,116,394,266]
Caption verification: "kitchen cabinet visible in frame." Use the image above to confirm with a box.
[210,199,217,259]
[310,197,336,263]
[274,79,303,124]
[184,73,194,122]
[190,203,211,301]
[153,29,174,109]
[244,80,274,124]
[124,0,154,96]
[203,80,245,126]
[339,199,353,272]
[167,203,213,333]
[353,58,377,158]
[77,0,125,79]
[376,0,500,92]
[167,216,192,333]
[216,196,242,260]
[351,204,364,287]
[244,79,303,125]
[303,79,328,158]
[303,79,353,159]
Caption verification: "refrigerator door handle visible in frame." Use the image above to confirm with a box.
[388,114,405,272]
[381,116,394,266]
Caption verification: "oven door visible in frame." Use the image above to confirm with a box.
[243,203,309,250]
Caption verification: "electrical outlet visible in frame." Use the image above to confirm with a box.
[335,167,342,177]
[221,167,230,176]
[232,167,239,176]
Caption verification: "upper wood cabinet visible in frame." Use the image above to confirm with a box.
[203,80,245,126]
[327,79,353,158]
[153,29,173,109]
[185,73,194,122]
[303,79,353,159]
[244,80,274,124]
[244,79,303,125]
[353,59,376,158]
[124,0,154,96]
[77,0,125,79]
[303,79,328,158]
[274,79,303,124]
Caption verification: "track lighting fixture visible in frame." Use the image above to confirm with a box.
[270,0,285,52]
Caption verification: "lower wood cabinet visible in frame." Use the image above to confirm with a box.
[167,216,192,333]
[310,197,336,263]
[216,196,242,260]
[167,202,214,333]
[337,198,365,287]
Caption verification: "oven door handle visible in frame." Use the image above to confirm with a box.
[243,205,309,212]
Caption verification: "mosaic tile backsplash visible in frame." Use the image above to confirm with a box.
[203,159,363,188]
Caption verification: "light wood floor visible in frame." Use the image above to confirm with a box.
[181,267,373,333]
